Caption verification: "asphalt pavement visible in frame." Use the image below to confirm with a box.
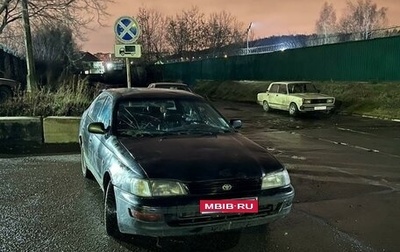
[0,101,399,252]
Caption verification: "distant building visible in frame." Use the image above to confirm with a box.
[78,51,105,74]
[94,52,113,62]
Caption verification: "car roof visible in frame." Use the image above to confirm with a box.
[0,78,19,87]
[103,87,201,100]
[149,82,189,87]
[150,82,188,86]
[270,81,312,85]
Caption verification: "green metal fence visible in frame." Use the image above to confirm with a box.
[156,35,400,83]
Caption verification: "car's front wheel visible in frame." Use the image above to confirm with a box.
[104,181,122,238]
[289,103,299,117]
[262,101,271,112]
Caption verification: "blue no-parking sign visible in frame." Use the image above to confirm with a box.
[114,16,141,44]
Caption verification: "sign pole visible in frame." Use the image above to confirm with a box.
[113,16,141,89]
[125,58,132,88]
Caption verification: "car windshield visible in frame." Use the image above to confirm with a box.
[115,98,232,137]
[288,83,318,93]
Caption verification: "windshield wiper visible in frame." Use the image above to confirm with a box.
[156,124,234,137]
[118,130,159,138]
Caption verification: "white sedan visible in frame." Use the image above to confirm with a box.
[257,81,335,116]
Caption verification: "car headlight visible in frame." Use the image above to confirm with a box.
[150,181,188,196]
[327,98,334,103]
[303,99,311,104]
[130,178,188,197]
[131,178,152,197]
[262,170,291,190]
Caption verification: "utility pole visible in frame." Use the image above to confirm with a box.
[21,0,37,93]
[246,22,253,55]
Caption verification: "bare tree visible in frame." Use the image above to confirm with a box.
[164,6,246,59]
[165,6,207,58]
[315,2,338,44]
[165,16,186,56]
[32,24,80,86]
[183,6,207,53]
[0,0,111,38]
[206,11,245,53]
[0,22,24,55]
[136,7,168,62]
[339,0,388,39]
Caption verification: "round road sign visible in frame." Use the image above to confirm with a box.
[114,16,141,44]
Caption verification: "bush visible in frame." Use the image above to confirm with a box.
[0,77,98,117]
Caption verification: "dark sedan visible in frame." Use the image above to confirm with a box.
[79,88,294,238]
[0,78,20,103]
[147,82,193,92]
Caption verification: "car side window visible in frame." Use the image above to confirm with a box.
[278,84,288,94]
[98,97,112,128]
[269,84,279,93]
[89,96,107,120]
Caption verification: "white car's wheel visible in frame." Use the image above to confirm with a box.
[289,103,299,117]
[262,101,270,112]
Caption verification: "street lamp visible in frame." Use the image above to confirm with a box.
[246,22,253,55]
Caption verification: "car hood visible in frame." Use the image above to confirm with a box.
[118,134,282,181]
[291,93,334,99]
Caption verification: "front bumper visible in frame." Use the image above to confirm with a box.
[299,104,335,112]
[114,186,295,237]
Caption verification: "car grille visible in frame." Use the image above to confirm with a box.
[310,99,328,104]
[167,202,284,227]
[187,178,261,195]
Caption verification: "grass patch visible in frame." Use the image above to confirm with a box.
[0,77,98,117]
[193,80,400,119]
[2,78,399,119]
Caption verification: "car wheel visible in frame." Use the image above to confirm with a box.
[289,103,299,117]
[0,86,12,103]
[104,181,122,238]
[262,101,270,112]
[80,149,94,179]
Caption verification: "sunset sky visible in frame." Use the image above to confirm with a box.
[82,0,400,53]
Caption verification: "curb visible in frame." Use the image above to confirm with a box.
[0,116,81,144]
[358,114,400,123]
[337,112,400,123]
[361,115,400,123]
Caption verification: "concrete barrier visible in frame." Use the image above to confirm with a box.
[43,117,81,143]
[0,117,43,143]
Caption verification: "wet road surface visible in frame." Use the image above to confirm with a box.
[0,101,399,252]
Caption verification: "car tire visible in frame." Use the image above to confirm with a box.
[0,86,12,103]
[262,101,271,112]
[81,149,94,180]
[104,181,122,238]
[289,103,299,117]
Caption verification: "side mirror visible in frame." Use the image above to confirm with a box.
[88,122,107,134]
[230,119,242,129]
